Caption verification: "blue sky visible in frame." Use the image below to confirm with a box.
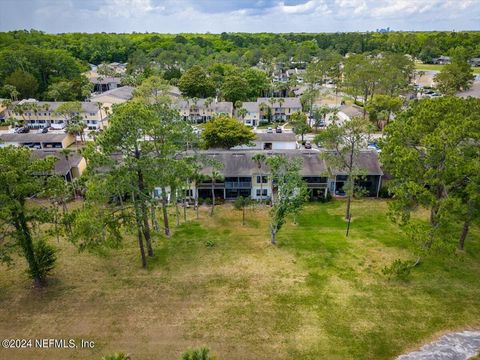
[1,0,479,33]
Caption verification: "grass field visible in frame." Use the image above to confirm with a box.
[415,63,480,74]
[1,200,480,359]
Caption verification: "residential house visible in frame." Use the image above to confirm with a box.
[238,97,303,126]
[5,99,110,131]
[174,98,233,123]
[0,132,75,150]
[32,150,87,181]
[88,74,122,93]
[337,104,365,123]
[90,86,134,105]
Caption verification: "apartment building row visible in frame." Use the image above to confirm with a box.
[238,97,302,126]
[3,99,110,131]
[154,150,383,202]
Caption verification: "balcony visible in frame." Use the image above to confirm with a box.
[225,181,252,189]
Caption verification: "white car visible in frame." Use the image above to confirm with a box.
[266,127,273,133]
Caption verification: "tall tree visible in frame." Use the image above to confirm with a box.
[315,116,373,223]
[434,58,475,95]
[267,155,307,245]
[381,96,480,252]
[178,65,216,98]
[290,111,310,142]
[0,146,58,287]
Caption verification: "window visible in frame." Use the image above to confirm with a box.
[256,189,268,196]
[256,175,268,184]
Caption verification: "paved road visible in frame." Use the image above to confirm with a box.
[397,331,480,360]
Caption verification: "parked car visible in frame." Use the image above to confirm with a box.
[367,142,381,152]
[275,127,282,133]
[304,141,312,149]
[267,127,273,133]
[41,127,49,133]
[17,127,30,133]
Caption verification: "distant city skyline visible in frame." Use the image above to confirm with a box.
[1,0,479,33]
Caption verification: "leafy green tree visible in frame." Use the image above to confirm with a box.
[4,69,38,99]
[132,76,172,105]
[290,111,310,142]
[202,115,255,149]
[267,155,307,245]
[342,53,380,115]
[365,95,403,129]
[315,116,373,222]
[178,65,216,98]
[377,53,415,96]
[221,74,248,104]
[434,58,475,95]
[243,68,270,99]
[0,146,58,287]
[381,96,480,252]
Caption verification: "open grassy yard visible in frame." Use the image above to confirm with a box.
[415,63,480,74]
[1,200,480,359]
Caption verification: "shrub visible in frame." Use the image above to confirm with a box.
[181,347,215,360]
[205,239,216,248]
[382,259,412,280]
[30,239,57,282]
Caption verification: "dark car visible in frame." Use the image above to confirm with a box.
[275,127,282,133]
[304,141,312,149]
[17,127,30,133]
[41,127,49,133]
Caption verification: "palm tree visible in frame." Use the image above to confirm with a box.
[252,153,267,202]
[237,107,248,121]
[259,102,268,123]
[43,103,51,127]
[269,97,276,123]
[277,98,285,123]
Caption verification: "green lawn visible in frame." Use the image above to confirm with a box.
[0,200,479,360]
[415,63,480,74]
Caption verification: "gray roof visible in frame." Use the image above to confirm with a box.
[0,132,69,143]
[256,97,302,108]
[91,86,134,101]
[199,150,328,177]
[255,132,297,142]
[339,104,364,119]
[329,150,383,176]
[16,100,99,114]
[89,76,122,85]
[32,150,83,176]
[242,102,259,113]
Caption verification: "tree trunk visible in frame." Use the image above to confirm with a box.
[15,210,42,287]
[195,186,199,220]
[210,180,215,216]
[136,168,153,257]
[459,219,470,250]
[345,194,352,221]
[242,207,245,225]
[270,227,277,245]
[136,226,147,268]
[161,187,170,237]
[132,192,147,268]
